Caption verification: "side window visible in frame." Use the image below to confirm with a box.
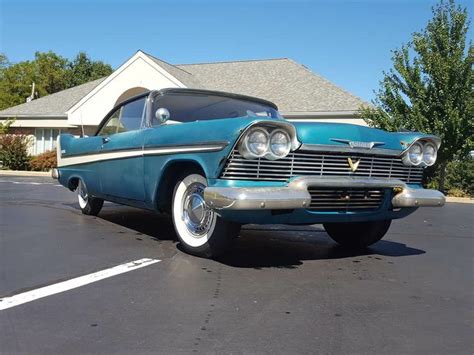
[120,97,146,132]
[98,107,122,136]
[98,97,147,136]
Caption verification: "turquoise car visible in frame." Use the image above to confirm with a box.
[53,88,445,258]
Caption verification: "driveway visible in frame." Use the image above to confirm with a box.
[0,176,472,354]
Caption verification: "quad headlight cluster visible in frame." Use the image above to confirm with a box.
[239,127,293,160]
[402,139,438,167]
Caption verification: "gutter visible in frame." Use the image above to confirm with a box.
[281,110,359,118]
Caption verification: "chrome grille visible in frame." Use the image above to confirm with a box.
[220,149,423,183]
[308,188,386,212]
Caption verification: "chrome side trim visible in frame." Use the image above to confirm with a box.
[392,187,445,207]
[300,144,403,157]
[57,143,228,167]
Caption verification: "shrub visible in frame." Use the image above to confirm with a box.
[445,159,474,197]
[0,134,31,170]
[29,150,57,171]
[446,188,470,198]
[425,158,474,197]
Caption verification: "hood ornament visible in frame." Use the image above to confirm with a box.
[347,158,361,172]
[331,139,385,149]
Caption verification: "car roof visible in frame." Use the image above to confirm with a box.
[157,88,278,110]
[121,88,278,110]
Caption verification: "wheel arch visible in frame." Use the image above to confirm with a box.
[67,175,81,191]
[154,159,206,213]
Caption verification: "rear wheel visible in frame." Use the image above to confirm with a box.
[323,220,392,248]
[172,173,240,258]
[77,180,104,216]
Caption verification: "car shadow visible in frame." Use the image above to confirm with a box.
[93,204,425,269]
[212,227,425,269]
[97,204,177,241]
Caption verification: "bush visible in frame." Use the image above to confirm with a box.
[445,159,474,197]
[0,134,31,170]
[30,150,57,171]
[425,158,474,197]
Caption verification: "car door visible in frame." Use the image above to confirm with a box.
[97,96,147,201]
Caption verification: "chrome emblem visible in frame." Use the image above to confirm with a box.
[347,157,361,172]
[331,139,385,149]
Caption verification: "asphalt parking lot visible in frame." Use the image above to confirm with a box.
[0,175,473,354]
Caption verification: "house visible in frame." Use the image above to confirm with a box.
[0,50,367,155]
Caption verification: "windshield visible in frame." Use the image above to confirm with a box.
[152,92,281,125]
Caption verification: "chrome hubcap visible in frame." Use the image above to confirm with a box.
[182,183,212,237]
[78,181,88,202]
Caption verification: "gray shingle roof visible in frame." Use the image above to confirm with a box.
[177,58,365,113]
[0,78,105,117]
[0,55,366,118]
[144,52,203,89]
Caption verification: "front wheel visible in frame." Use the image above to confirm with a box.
[77,180,104,216]
[172,173,240,258]
[323,220,392,248]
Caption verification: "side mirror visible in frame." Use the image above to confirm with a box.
[155,108,170,123]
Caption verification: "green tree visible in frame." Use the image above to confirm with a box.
[0,53,9,69]
[360,0,474,191]
[0,51,113,111]
[66,52,113,87]
[0,51,69,109]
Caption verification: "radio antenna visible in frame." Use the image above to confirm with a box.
[79,111,85,137]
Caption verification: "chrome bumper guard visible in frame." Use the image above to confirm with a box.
[204,177,445,210]
[51,168,60,179]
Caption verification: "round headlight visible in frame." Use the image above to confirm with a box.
[270,130,291,158]
[245,129,269,157]
[422,142,437,166]
[408,142,423,165]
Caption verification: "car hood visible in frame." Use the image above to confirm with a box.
[291,121,432,152]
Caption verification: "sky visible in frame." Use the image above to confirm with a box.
[0,0,472,102]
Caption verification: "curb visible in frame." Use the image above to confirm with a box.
[445,196,473,204]
[0,170,52,177]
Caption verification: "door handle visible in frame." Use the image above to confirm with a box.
[102,137,110,144]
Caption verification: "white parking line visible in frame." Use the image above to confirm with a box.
[0,258,161,311]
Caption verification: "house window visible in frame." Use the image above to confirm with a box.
[35,128,61,155]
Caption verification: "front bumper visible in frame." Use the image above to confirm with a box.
[204,176,445,210]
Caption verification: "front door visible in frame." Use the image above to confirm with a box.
[96,96,147,201]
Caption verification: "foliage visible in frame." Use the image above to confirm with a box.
[445,158,474,196]
[66,52,112,87]
[360,0,474,191]
[0,51,113,110]
[425,157,473,196]
[30,150,57,171]
[0,134,31,170]
[447,187,470,197]
[0,118,15,134]
[0,53,8,69]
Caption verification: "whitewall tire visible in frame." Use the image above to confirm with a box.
[172,173,240,258]
[77,180,104,216]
